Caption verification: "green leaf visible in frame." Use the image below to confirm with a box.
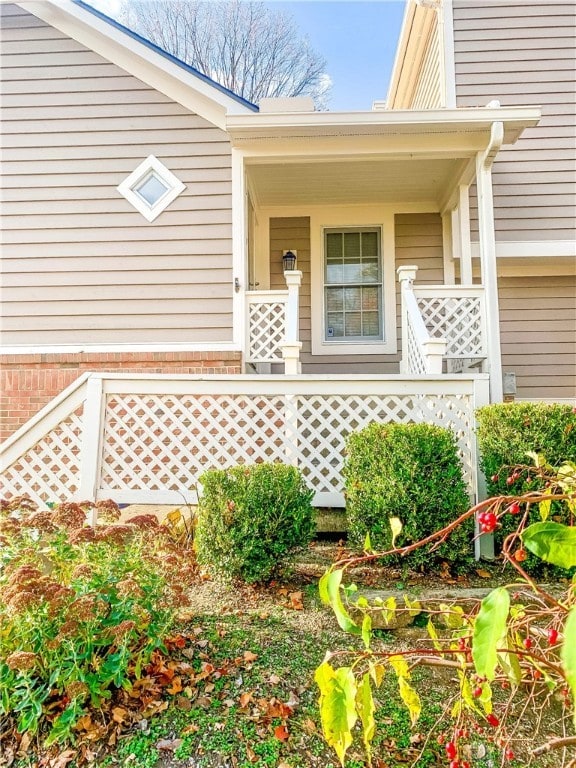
[440,603,465,629]
[363,531,373,553]
[356,673,375,765]
[361,614,372,650]
[398,676,421,726]
[539,487,553,521]
[498,645,522,687]
[561,607,576,729]
[472,587,510,682]
[390,517,403,548]
[368,661,385,688]
[522,522,576,570]
[318,569,360,635]
[427,619,442,652]
[314,662,358,767]
[403,595,421,617]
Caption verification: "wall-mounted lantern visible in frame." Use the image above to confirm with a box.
[282,250,297,272]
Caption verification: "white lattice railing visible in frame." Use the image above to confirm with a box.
[398,266,488,375]
[246,270,302,373]
[246,290,288,364]
[414,286,488,362]
[1,372,490,510]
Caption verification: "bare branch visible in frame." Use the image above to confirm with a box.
[120,0,331,108]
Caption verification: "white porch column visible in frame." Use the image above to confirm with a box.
[281,270,302,374]
[476,120,504,402]
[441,212,456,285]
[457,184,473,285]
[397,265,418,374]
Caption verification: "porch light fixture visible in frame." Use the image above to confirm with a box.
[282,250,297,272]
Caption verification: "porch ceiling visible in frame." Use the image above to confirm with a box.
[246,156,466,207]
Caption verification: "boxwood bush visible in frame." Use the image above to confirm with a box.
[195,463,315,583]
[344,423,473,570]
[476,402,576,573]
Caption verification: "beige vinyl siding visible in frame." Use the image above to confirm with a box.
[499,275,576,400]
[411,20,443,109]
[269,213,444,374]
[452,0,576,243]
[0,5,234,346]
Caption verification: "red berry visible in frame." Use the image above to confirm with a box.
[548,628,559,646]
[473,686,483,698]
[487,714,500,727]
[523,637,532,650]
[449,761,460,768]
[445,741,457,759]
[437,733,446,745]
[491,474,499,483]
[505,748,515,760]
[462,763,471,768]
[506,475,514,486]
[508,502,521,515]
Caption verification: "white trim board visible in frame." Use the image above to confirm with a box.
[0,343,241,355]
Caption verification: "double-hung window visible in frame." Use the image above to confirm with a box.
[324,228,382,342]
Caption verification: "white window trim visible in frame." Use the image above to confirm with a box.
[311,208,397,356]
[117,155,185,222]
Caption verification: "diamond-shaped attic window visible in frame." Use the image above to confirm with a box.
[117,155,185,222]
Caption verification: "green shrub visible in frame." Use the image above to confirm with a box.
[0,497,195,745]
[476,402,576,573]
[195,463,314,583]
[344,423,473,570]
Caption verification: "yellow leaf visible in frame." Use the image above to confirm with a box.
[390,517,403,548]
[398,676,421,726]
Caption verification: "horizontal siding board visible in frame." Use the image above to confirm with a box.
[0,6,236,348]
[499,274,576,400]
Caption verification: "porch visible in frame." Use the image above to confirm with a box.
[230,104,541,402]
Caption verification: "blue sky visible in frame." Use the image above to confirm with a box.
[89,0,406,111]
[269,2,406,110]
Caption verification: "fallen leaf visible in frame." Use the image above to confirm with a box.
[302,717,317,733]
[274,724,289,741]
[49,750,76,768]
[112,706,129,724]
[176,695,192,710]
[246,746,258,763]
[156,738,183,751]
[269,673,281,685]
[476,569,492,578]
[167,676,183,695]
[243,651,258,662]
[181,724,199,735]
[289,591,304,610]
[239,691,253,708]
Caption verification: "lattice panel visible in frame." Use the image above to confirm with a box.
[416,296,485,358]
[0,407,84,508]
[406,319,427,374]
[294,393,475,493]
[99,392,475,499]
[247,301,286,363]
[100,394,288,493]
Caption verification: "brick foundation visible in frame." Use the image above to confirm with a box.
[0,351,242,442]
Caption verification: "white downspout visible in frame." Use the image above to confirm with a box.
[476,113,504,402]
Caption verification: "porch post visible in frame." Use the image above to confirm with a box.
[79,375,105,526]
[476,119,504,402]
[457,184,473,285]
[282,270,303,374]
[397,265,418,374]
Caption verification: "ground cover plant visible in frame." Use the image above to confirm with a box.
[0,496,197,757]
[316,455,576,767]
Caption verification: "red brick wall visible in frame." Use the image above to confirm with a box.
[0,351,242,442]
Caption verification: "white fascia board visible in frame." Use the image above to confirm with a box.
[19,0,255,129]
[226,106,541,144]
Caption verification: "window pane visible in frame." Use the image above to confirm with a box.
[326,287,343,312]
[326,313,344,338]
[361,231,378,259]
[344,287,361,312]
[362,286,379,311]
[135,173,169,206]
[362,312,380,336]
[345,313,361,336]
